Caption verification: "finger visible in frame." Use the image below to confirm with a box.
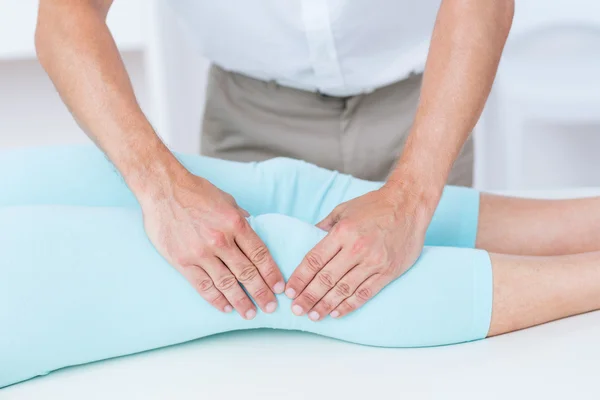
[309,265,374,321]
[331,274,386,319]
[235,222,285,295]
[202,257,258,320]
[239,208,250,218]
[286,233,342,300]
[316,205,344,232]
[179,264,232,313]
[219,244,278,314]
[291,249,357,318]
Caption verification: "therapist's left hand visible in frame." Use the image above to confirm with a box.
[285,183,435,321]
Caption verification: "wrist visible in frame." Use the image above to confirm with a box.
[116,139,190,205]
[383,166,443,217]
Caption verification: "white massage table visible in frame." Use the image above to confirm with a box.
[3,189,600,399]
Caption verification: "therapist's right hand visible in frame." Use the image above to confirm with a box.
[139,171,284,319]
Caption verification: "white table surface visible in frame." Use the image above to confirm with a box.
[3,189,600,400]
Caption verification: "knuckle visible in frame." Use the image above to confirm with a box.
[336,302,350,314]
[317,271,334,288]
[208,231,228,249]
[356,287,373,301]
[368,251,387,268]
[334,220,353,236]
[233,296,250,309]
[291,275,308,287]
[305,252,324,274]
[261,266,278,281]
[334,282,352,297]
[252,286,270,301]
[196,278,214,292]
[211,297,226,308]
[350,237,369,255]
[224,193,237,205]
[227,213,247,231]
[238,265,259,283]
[191,246,208,260]
[315,300,332,312]
[216,275,237,291]
[248,245,269,265]
[174,254,190,267]
[302,291,319,305]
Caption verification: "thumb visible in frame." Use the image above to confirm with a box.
[316,208,342,232]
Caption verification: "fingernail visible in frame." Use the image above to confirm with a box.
[285,288,296,299]
[245,309,256,320]
[292,305,304,316]
[273,281,285,294]
[265,302,277,313]
[308,311,320,321]
[330,310,340,318]
[224,305,233,313]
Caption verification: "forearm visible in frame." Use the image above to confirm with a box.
[387,0,514,212]
[35,0,186,198]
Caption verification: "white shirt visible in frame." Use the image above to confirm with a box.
[168,0,441,96]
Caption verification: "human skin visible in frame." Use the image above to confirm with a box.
[484,194,600,335]
[35,0,286,320]
[287,0,515,320]
[488,250,600,337]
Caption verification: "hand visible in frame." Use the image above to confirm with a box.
[140,171,285,320]
[285,184,434,321]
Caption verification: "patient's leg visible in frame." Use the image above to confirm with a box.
[488,251,600,337]
[0,146,479,248]
[476,194,600,256]
[0,146,367,222]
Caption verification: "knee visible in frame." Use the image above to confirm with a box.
[259,157,305,172]
[258,157,320,181]
[249,214,326,278]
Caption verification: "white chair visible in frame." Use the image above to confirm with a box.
[476,0,600,190]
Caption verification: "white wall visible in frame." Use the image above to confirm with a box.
[0,0,155,147]
[0,52,148,148]
[474,0,600,190]
[0,0,210,153]
[153,0,210,153]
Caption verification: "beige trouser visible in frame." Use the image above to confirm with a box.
[201,65,473,185]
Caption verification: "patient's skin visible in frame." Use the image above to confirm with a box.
[475,194,600,336]
[488,251,600,336]
[477,194,600,256]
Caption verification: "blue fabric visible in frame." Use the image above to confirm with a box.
[0,146,492,388]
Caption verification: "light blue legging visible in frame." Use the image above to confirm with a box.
[0,146,492,388]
